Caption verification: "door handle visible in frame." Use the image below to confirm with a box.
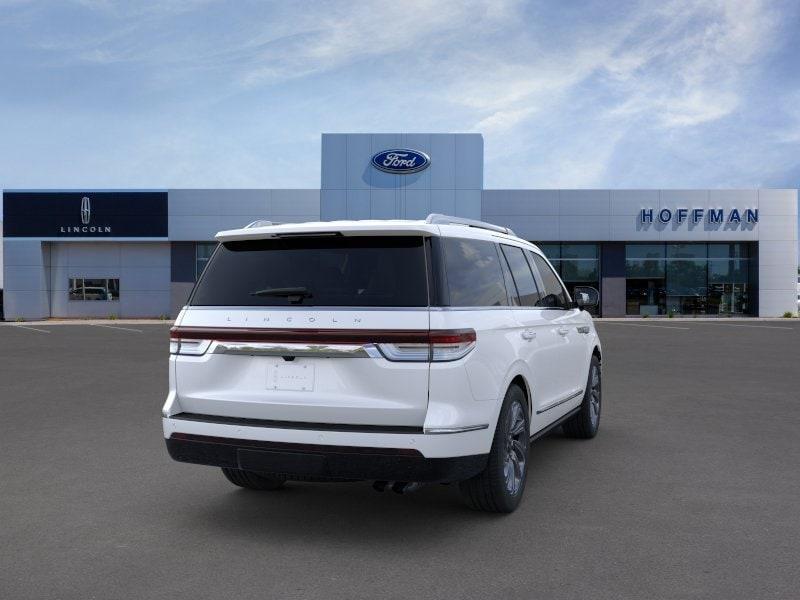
[557,326,570,336]
[521,329,536,341]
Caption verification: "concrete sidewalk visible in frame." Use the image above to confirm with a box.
[0,318,173,326]
[595,316,798,321]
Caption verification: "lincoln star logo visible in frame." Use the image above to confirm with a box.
[59,195,111,234]
[81,196,91,225]
[371,149,431,174]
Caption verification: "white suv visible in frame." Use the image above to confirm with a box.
[163,215,602,512]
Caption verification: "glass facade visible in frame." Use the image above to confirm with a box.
[190,239,759,317]
[626,243,752,316]
[538,243,600,314]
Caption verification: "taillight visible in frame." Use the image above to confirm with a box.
[376,342,431,362]
[168,327,475,362]
[429,329,477,361]
[377,329,476,363]
[170,330,211,356]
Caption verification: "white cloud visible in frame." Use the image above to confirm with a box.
[0,0,796,189]
[237,0,522,87]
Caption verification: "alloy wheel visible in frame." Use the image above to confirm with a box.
[503,401,528,495]
[589,364,601,428]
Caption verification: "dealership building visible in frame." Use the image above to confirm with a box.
[2,133,797,320]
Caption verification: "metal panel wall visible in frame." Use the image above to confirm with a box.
[320,133,483,221]
[168,189,320,241]
[600,242,626,317]
[46,242,170,318]
[756,189,797,316]
[2,240,50,320]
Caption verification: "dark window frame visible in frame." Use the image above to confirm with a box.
[527,251,572,310]
[497,244,521,306]
[500,244,542,308]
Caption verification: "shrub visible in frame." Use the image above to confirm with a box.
[782,311,795,318]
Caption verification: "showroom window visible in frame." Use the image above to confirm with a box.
[537,243,600,314]
[625,243,751,316]
[707,243,751,315]
[68,278,120,301]
[196,242,217,280]
[625,244,666,316]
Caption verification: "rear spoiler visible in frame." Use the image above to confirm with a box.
[216,220,440,242]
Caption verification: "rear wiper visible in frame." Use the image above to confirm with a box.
[249,287,312,304]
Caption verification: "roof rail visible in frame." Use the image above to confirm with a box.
[244,219,280,229]
[425,214,515,236]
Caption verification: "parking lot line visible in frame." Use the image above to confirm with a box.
[597,322,690,330]
[90,323,144,333]
[9,324,52,333]
[687,322,796,330]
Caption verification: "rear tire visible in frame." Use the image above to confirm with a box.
[221,468,286,490]
[562,355,601,439]
[458,385,530,513]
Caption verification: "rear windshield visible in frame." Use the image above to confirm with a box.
[189,236,428,307]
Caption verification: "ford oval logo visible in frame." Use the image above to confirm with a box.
[371,149,430,174]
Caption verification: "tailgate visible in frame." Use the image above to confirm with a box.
[172,308,430,427]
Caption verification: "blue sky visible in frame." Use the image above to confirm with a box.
[0,0,799,193]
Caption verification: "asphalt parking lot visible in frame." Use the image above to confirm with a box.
[1,320,799,599]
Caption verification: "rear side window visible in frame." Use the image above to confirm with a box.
[190,236,428,307]
[528,252,570,309]
[442,238,508,307]
[500,245,541,307]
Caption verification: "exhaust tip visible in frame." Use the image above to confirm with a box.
[391,481,422,494]
[372,480,390,492]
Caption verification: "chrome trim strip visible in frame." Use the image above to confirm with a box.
[530,407,581,441]
[423,424,490,434]
[169,412,423,434]
[536,390,584,414]
[212,342,378,358]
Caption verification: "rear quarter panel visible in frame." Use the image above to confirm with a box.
[427,307,521,436]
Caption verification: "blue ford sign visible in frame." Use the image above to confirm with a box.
[371,149,430,174]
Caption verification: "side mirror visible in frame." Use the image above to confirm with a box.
[574,286,599,310]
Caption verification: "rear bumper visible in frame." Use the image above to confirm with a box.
[166,433,487,483]
[163,413,495,459]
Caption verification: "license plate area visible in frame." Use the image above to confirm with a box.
[237,448,327,475]
[268,362,315,392]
